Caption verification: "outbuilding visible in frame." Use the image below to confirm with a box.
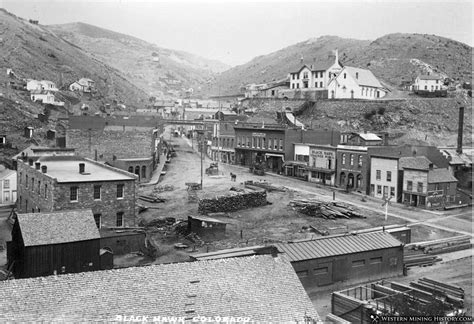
[275,231,404,289]
[187,215,227,240]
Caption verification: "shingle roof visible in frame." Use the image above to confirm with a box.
[0,255,319,322]
[275,231,402,262]
[399,156,432,170]
[343,66,384,88]
[17,209,100,247]
[428,168,458,183]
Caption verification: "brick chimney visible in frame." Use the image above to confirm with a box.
[28,158,33,166]
[41,165,47,173]
[35,162,41,170]
[79,163,85,174]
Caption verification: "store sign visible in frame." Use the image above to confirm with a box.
[310,149,335,159]
[252,132,266,137]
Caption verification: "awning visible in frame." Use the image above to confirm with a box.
[306,166,336,174]
[283,160,308,167]
[265,153,285,162]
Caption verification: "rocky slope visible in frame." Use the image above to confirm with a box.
[47,22,229,98]
[209,34,472,95]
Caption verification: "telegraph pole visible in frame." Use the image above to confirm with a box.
[200,132,203,189]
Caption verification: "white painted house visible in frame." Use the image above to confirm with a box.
[0,165,17,205]
[289,50,343,90]
[413,74,444,92]
[27,80,58,92]
[30,90,64,106]
[370,156,399,200]
[327,66,388,99]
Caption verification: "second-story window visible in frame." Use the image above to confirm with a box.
[117,184,124,198]
[94,185,101,200]
[358,155,363,166]
[279,139,283,151]
[44,184,48,198]
[387,171,392,182]
[70,186,78,202]
[376,170,381,180]
[417,182,423,193]
[31,178,34,191]
[407,181,413,191]
[342,154,346,165]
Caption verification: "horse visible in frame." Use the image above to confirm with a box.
[230,172,237,182]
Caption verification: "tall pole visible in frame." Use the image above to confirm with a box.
[200,133,203,188]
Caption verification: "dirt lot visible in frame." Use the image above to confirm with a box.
[133,133,465,265]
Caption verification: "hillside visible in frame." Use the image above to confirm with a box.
[47,22,230,98]
[209,34,472,95]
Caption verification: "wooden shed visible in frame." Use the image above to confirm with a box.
[275,231,404,289]
[7,209,101,278]
[187,215,227,240]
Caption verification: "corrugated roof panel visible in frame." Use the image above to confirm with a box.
[276,232,402,262]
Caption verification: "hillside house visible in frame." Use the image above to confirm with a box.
[342,132,384,146]
[7,209,100,278]
[30,90,64,106]
[327,66,388,99]
[0,255,319,322]
[401,157,458,208]
[16,155,137,228]
[26,80,58,92]
[244,79,290,98]
[0,165,16,205]
[413,74,444,92]
[69,81,84,92]
[289,50,343,91]
[78,78,95,92]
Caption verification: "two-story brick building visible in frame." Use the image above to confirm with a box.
[16,155,137,228]
[336,145,369,192]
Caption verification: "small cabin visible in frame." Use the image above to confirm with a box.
[187,215,227,240]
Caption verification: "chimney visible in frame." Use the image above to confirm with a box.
[429,163,434,170]
[334,49,339,64]
[35,162,41,170]
[41,165,47,173]
[457,106,464,154]
[28,158,33,166]
[94,149,98,161]
[79,163,85,174]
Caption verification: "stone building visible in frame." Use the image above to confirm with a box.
[16,155,137,228]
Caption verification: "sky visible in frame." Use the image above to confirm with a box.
[1,0,472,66]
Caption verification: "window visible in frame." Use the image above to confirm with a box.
[296,84,299,89]
[279,139,283,151]
[352,259,365,267]
[417,182,423,193]
[94,214,101,228]
[38,180,41,194]
[383,186,388,196]
[274,139,278,150]
[424,85,428,90]
[70,186,78,202]
[344,73,347,79]
[320,81,323,88]
[94,185,101,200]
[358,155,362,166]
[303,72,308,79]
[377,185,382,195]
[355,72,359,79]
[4,192,9,202]
[314,267,329,275]
[315,82,318,88]
[116,184,124,198]
[247,137,250,147]
[296,270,308,278]
[350,154,354,165]
[252,137,255,148]
[31,178,34,191]
[376,170,381,180]
[342,154,346,165]
[370,257,382,264]
[262,138,266,149]
[19,172,22,184]
[44,184,47,198]
[3,180,9,189]
[390,186,395,197]
[116,212,124,227]
[386,171,392,182]
[407,181,413,191]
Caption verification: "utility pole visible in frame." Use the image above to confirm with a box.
[200,132,203,189]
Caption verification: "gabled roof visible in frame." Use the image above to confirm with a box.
[342,66,384,88]
[275,231,402,262]
[0,255,319,322]
[399,156,432,170]
[0,166,15,180]
[17,209,100,247]
[290,64,312,74]
[418,74,443,81]
[428,168,458,183]
[358,133,382,141]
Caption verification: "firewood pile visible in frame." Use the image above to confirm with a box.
[138,194,166,203]
[198,190,268,214]
[153,184,175,193]
[289,199,366,219]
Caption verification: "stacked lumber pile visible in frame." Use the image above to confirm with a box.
[138,194,166,203]
[244,180,286,192]
[410,278,464,308]
[403,250,441,268]
[406,235,472,255]
[198,190,267,214]
[153,184,175,193]
[289,199,365,219]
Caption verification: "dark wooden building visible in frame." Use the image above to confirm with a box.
[187,215,227,240]
[7,209,101,278]
[275,231,404,289]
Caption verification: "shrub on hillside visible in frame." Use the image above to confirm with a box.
[377,107,386,115]
[363,109,377,120]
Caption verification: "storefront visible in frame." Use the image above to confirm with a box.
[308,145,337,186]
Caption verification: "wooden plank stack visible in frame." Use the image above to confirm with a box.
[403,248,442,268]
[244,180,286,192]
[289,199,365,219]
[138,195,166,203]
[405,235,472,255]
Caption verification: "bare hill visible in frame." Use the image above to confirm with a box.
[47,22,230,98]
[210,34,472,95]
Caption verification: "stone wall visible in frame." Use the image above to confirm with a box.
[198,190,267,214]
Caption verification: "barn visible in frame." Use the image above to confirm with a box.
[275,231,404,289]
[7,209,101,278]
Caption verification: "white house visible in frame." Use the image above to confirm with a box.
[69,81,84,92]
[327,66,388,99]
[27,80,58,92]
[30,90,64,106]
[289,50,343,90]
[413,74,444,92]
[0,165,17,205]
[370,156,399,200]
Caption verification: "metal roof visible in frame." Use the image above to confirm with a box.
[191,245,266,261]
[275,231,402,262]
[188,215,227,224]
